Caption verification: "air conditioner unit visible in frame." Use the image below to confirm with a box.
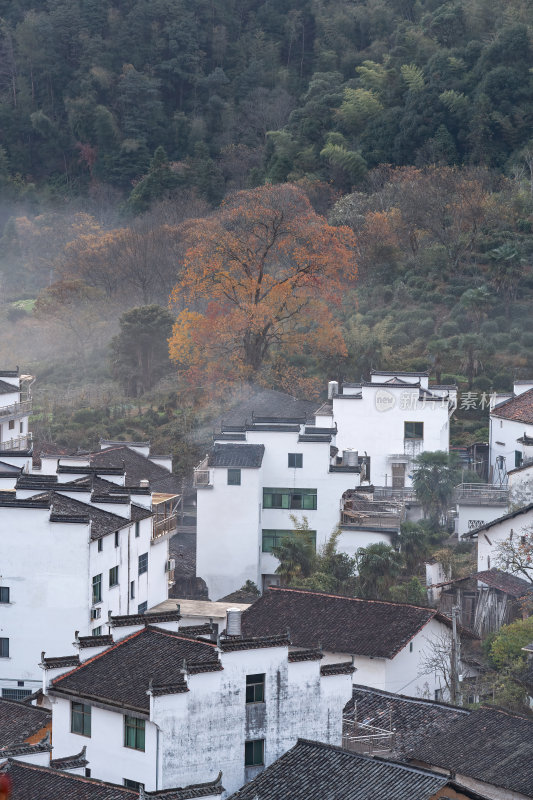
[165,559,176,572]
[91,607,101,620]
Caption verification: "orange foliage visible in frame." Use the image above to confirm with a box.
[168,184,357,384]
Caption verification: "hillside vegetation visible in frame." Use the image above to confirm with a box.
[1,0,533,450]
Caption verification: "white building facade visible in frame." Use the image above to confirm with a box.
[44,619,353,796]
[195,371,456,600]
[489,380,533,483]
[0,468,172,701]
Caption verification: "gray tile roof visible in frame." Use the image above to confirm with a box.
[208,443,265,468]
[50,626,221,712]
[90,446,180,493]
[0,379,18,394]
[406,706,533,797]
[346,686,468,754]
[1,760,223,800]
[0,698,51,749]
[227,739,448,800]
[241,588,439,659]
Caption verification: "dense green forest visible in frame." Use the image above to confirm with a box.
[1,0,533,451]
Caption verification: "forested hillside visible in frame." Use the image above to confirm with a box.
[1,0,533,450]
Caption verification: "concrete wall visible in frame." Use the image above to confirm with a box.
[476,511,533,579]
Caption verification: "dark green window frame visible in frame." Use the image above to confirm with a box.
[0,587,9,603]
[246,674,265,703]
[227,468,241,485]
[71,702,91,737]
[124,780,145,790]
[515,450,523,468]
[138,553,148,575]
[92,574,102,604]
[263,488,317,510]
[109,566,119,587]
[404,421,424,440]
[245,739,264,767]
[288,453,303,468]
[124,716,145,751]
[262,529,317,553]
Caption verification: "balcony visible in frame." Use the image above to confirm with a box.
[0,399,32,423]
[0,432,32,452]
[151,493,180,542]
[453,483,509,505]
[193,457,213,488]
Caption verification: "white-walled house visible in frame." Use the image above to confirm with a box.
[489,380,533,483]
[240,587,461,700]
[0,367,33,472]
[0,468,173,701]
[43,615,353,795]
[195,369,455,601]
[462,503,533,582]
[326,371,456,490]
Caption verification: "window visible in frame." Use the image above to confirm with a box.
[246,674,265,703]
[85,769,91,778]
[138,601,147,614]
[8,420,14,430]
[409,642,413,653]
[130,581,135,600]
[92,626,102,636]
[288,453,303,468]
[19,421,23,433]
[138,553,148,575]
[115,531,119,548]
[135,522,140,538]
[0,587,9,603]
[262,529,316,553]
[244,739,264,767]
[92,574,102,604]
[404,422,423,440]
[515,450,523,468]
[109,566,119,587]
[97,538,103,553]
[71,702,91,737]
[434,688,443,702]
[17,681,24,686]
[227,468,241,485]
[0,638,9,658]
[124,716,145,751]
[263,488,317,510]
[2,688,31,701]
[124,780,145,791]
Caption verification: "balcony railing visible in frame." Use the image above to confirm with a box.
[0,399,32,423]
[342,716,396,755]
[374,487,418,502]
[193,469,212,488]
[453,483,509,505]
[0,432,32,451]
[152,512,178,541]
[340,510,401,529]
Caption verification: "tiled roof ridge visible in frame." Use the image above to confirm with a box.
[477,703,533,722]
[148,626,218,648]
[77,634,114,648]
[492,386,533,413]
[294,738,446,777]
[146,772,223,797]
[50,491,127,527]
[0,697,50,714]
[1,758,140,793]
[266,585,436,613]
[91,445,168,475]
[49,745,88,769]
[288,648,323,662]
[0,742,52,756]
[351,684,470,713]
[218,633,290,651]
[110,609,182,627]
[320,661,355,676]
[41,654,81,669]
[52,628,146,686]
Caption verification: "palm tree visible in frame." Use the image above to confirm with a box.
[355,543,403,600]
[272,516,316,585]
[412,451,460,528]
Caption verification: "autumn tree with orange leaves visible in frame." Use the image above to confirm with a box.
[168,184,357,385]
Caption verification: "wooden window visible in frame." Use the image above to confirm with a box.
[124,716,145,751]
[71,702,91,737]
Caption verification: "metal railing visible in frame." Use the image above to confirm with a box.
[342,717,396,754]
[454,483,509,504]
[0,399,32,422]
[0,432,32,451]
[193,469,212,488]
[374,487,418,502]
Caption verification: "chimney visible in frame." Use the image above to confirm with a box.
[328,381,339,399]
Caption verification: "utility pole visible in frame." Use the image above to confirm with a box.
[450,605,461,705]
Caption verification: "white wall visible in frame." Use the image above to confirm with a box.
[456,502,506,539]
[196,466,262,601]
[332,384,453,488]
[475,511,533,579]
[0,506,91,696]
[489,416,532,481]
